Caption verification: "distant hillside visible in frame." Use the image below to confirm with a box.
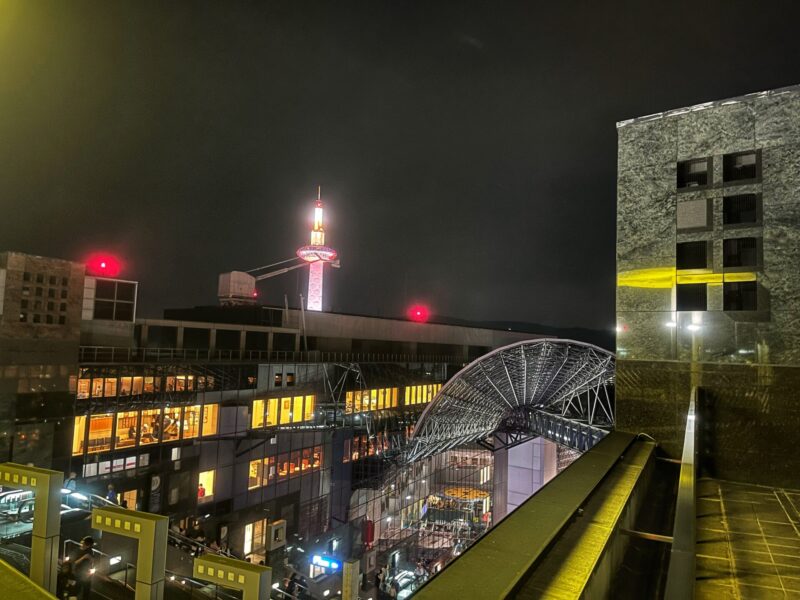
[429,316,615,352]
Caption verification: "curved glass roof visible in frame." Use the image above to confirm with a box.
[407,339,615,461]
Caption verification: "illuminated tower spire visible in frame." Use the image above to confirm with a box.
[296,187,337,312]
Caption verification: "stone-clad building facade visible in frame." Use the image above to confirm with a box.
[615,85,800,486]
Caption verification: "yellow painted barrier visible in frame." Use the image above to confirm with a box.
[193,554,271,600]
[91,506,168,600]
[0,463,63,593]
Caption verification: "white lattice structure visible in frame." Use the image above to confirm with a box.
[407,339,615,461]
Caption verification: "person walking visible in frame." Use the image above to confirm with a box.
[64,472,78,492]
[72,536,95,600]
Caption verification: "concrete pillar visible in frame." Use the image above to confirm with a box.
[176,326,184,350]
[239,330,246,353]
[267,332,274,353]
[139,324,149,347]
[209,329,217,353]
[343,558,360,600]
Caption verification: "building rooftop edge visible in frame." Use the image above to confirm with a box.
[616,83,800,129]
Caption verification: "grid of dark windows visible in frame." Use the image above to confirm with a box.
[94,280,136,322]
[723,194,760,226]
[723,150,760,183]
[677,283,707,311]
[677,158,710,189]
[676,241,708,269]
[17,271,70,325]
[723,237,759,268]
[724,281,757,311]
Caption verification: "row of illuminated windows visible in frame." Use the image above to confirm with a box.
[247,446,323,489]
[77,375,215,399]
[342,433,392,463]
[72,404,219,456]
[251,395,316,429]
[405,384,442,406]
[345,388,399,414]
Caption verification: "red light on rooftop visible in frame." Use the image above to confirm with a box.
[86,253,121,277]
[407,304,430,323]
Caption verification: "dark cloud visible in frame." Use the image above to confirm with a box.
[2,1,800,330]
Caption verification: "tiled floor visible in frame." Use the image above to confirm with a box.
[696,478,800,599]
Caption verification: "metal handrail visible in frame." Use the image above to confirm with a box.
[664,387,698,600]
[79,346,463,365]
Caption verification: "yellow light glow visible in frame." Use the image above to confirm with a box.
[618,267,757,289]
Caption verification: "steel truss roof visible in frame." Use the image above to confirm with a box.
[407,339,615,461]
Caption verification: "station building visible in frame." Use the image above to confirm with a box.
[0,250,537,575]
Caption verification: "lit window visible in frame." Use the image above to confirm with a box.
[343,439,351,463]
[202,404,219,436]
[140,408,161,445]
[132,376,143,395]
[290,450,301,478]
[91,378,103,397]
[86,413,114,453]
[198,470,214,502]
[345,391,353,414]
[292,396,304,423]
[162,407,182,441]
[280,397,292,425]
[183,405,201,439]
[301,448,312,472]
[277,453,289,481]
[265,456,276,485]
[77,379,91,399]
[165,376,176,392]
[266,398,278,427]
[313,446,322,470]
[392,388,399,407]
[354,392,362,413]
[115,411,139,449]
[304,395,315,422]
[249,459,264,490]
[378,389,385,410]
[144,377,155,393]
[119,377,132,396]
[72,416,87,455]
[252,399,265,428]
[176,376,186,392]
[104,378,118,398]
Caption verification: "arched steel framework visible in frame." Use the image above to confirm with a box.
[407,339,615,461]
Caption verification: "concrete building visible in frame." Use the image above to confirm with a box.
[615,85,800,486]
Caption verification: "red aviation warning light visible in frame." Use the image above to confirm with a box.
[86,253,122,277]
[407,304,430,323]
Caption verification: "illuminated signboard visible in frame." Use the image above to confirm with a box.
[311,555,341,570]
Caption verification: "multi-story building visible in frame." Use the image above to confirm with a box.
[616,84,800,485]
[1,250,538,585]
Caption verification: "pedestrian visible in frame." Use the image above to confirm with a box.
[105,484,116,503]
[64,472,78,492]
[72,536,95,600]
[57,561,79,599]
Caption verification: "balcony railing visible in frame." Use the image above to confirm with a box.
[79,346,463,365]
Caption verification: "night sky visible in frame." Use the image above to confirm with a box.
[3,1,800,331]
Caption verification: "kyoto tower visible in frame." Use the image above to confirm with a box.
[296,188,338,311]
